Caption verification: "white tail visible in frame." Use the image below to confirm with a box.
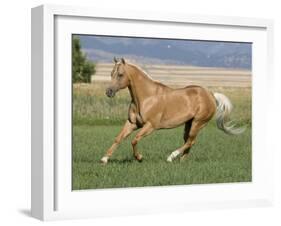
[214,92,245,135]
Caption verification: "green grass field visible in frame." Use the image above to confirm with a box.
[72,83,252,190]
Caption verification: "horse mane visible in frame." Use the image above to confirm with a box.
[127,63,154,80]
[127,62,169,88]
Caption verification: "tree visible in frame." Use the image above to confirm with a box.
[72,36,95,83]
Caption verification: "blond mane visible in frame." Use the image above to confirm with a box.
[127,62,159,83]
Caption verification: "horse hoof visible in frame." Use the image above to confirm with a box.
[167,150,180,162]
[167,156,173,162]
[136,154,143,162]
[100,156,109,164]
[180,156,186,162]
[180,153,189,162]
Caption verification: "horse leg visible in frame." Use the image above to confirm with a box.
[131,122,154,161]
[100,120,137,164]
[183,119,193,142]
[167,119,207,162]
[180,119,193,161]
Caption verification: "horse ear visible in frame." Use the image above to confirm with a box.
[113,57,118,63]
[121,58,126,64]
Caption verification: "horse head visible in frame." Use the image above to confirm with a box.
[106,57,130,97]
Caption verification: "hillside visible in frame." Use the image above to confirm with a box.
[78,35,252,69]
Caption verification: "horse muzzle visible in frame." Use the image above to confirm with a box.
[106,87,116,98]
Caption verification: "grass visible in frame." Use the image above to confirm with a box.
[72,83,252,190]
[73,83,130,125]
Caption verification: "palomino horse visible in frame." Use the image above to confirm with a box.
[100,58,244,164]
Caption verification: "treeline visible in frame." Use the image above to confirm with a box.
[72,36,95,83]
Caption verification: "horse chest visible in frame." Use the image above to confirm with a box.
[128,102,145,126]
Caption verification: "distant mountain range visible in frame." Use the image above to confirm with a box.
[77,35,252,69]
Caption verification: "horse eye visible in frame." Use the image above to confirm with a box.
[118,73,123,78]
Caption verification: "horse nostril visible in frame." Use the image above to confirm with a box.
[106,88,114,97]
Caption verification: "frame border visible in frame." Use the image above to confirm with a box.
[31,4,274,221]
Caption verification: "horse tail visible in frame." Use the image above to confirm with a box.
[213,92,245,135]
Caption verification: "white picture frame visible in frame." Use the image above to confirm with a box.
[31,4,274,221]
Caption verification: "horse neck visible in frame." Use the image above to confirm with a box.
[127,65,158,107]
